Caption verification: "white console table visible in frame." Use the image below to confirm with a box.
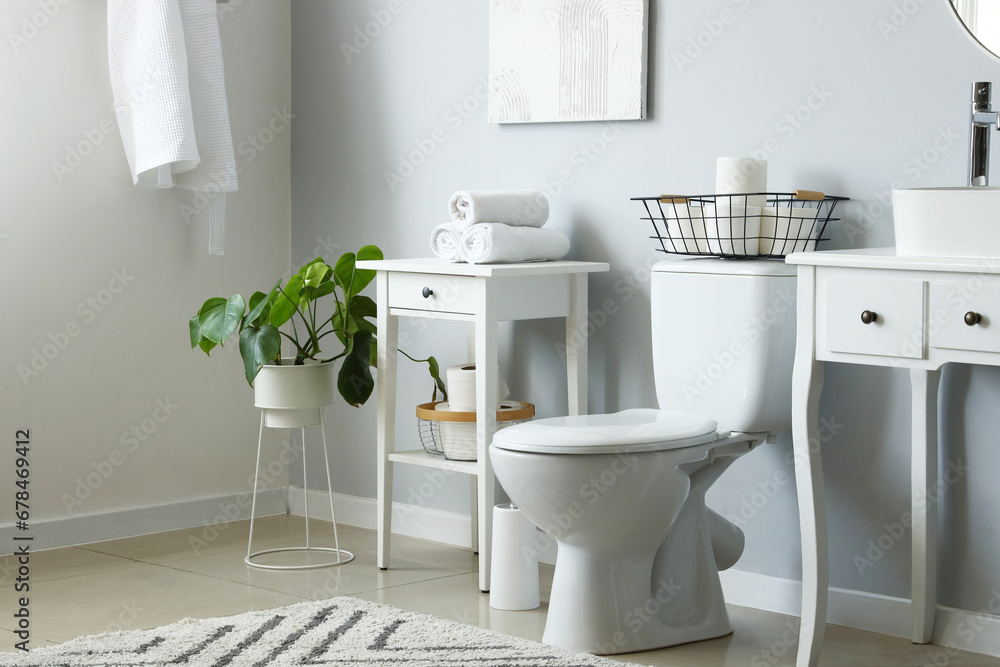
[358,258,609,592]
[787,248,1000,666]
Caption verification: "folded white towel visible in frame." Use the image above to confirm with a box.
[448,190,550,227]
[108,0,238,255]
[430,221,471,263]
[461,224,570,264]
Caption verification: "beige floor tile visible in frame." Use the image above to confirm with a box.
[80,515,354,564]
[163,529,472,600]
[0,564,304,644]
[351,571,550,639]
[0,547,143,587]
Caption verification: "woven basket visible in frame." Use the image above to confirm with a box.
[416,400,534,461]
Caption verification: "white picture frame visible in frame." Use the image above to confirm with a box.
[488,0,649,124]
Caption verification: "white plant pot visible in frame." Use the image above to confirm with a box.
[254,359,337,428]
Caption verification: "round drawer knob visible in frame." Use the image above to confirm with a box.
[861,310,878,325]
[421,287,433,299]
[965,311,983,326]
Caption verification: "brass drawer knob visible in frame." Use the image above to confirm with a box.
[422,287,434,298]
[861,310,878,325]
[965,311,983,326]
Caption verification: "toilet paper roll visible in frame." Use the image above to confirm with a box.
[707,204,761,256]
[446,363,509,412]
[716,157,767,207]
[759,206,820,255]
[490,503,540,611]
[663,204,709,253]
[434,401,476,459]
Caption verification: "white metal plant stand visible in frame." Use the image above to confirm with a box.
[245,407,354,570]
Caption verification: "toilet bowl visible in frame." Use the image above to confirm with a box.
[489,257,797,655]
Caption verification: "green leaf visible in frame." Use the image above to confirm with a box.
[338,329,375,407]
[269,275,303,328]
[351,294,377,319]
[427,355,446,400]
[333,252,358,300]
[190,315,218,355]
[239,324,281,386]
[302,260,332,289]
[247,281,279,326]
[189,316,202,349]
[199,294,246,345]
[353,245,383,295]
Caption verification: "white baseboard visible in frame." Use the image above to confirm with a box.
[719,568,1000,659]
[286,486,475,548]
[0,489,287,554]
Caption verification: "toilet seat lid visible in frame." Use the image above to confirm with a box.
[490,409,720,455]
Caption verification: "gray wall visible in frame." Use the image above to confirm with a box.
[1,1,291,532]
[290,0,1000,613]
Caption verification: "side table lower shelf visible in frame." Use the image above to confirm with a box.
[387,449,479,475]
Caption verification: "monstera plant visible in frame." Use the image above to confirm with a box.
[189,245,445,407]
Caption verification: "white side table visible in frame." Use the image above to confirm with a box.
[786,247,1000,666]
[358,258,609,592]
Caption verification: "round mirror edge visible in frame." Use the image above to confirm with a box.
[946,0,1000,65]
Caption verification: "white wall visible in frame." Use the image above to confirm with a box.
[0,0,292,546]
[290,0,1000,618]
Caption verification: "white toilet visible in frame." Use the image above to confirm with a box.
[489,257,797,655]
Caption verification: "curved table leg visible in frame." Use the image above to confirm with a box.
[793,268,827,667]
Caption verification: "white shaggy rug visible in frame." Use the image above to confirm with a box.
[2,597,636,666]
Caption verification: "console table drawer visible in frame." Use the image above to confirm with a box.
[929,282,1000,354]
[388,272,477,314]
[824,276,925,358]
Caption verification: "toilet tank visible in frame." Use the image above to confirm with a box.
[651,258,797,433]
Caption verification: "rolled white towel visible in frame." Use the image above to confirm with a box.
[461,224,570,264]
[449,190,549,227]
[430,221,470,262]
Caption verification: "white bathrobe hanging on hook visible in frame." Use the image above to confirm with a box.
[108,0,238,256]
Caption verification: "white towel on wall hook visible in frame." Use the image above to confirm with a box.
[108,0,238,256]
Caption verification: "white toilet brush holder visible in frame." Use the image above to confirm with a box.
[489,503,540,611]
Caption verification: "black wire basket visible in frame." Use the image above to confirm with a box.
[632,191,848,259]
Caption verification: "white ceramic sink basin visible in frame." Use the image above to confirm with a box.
[893,187,1000,258]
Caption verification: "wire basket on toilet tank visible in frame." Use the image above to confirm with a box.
[632,190,848,259]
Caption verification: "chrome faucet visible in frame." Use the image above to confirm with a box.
[970,82,1000,186]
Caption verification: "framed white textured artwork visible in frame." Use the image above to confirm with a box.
[488,0,648,124]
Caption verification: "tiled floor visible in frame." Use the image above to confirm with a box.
[1,515,997,666]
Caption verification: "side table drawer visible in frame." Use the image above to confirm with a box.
[389,272,478,314]
[929,282,1000,354]
[824,276,925,359]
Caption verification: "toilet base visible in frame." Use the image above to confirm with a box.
[542,474,739,655]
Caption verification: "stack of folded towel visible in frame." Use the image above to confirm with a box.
[430,190,571,264]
